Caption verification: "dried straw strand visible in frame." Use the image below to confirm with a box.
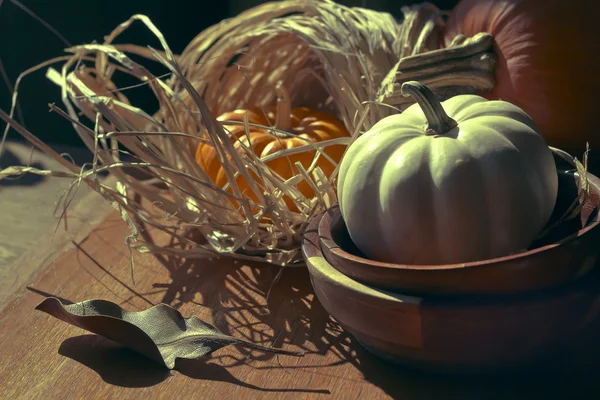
[1,1,497,267]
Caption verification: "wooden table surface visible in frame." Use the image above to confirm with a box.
[0,141,113,305]
[1,191,600,399]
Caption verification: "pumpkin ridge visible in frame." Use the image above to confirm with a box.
[378,136,432,263]
[464,148,492,259]
[465,126,550,257]
[456,102,539,133]
[339,81,557,265]
[484,148,537,256]
[197,98,349,214]
[419,141,440,264]
[440,95,487,123]
[460,136,527,260]
[429,136,480,263]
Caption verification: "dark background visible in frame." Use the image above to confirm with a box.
[0,0,458,146]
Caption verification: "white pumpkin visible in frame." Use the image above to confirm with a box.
[337,81,558,265]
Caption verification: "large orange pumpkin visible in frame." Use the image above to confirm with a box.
[195,84,349,211]
[444,0,600,155]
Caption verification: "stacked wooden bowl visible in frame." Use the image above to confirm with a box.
[302,165,600,372]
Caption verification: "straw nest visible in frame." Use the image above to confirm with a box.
[1,0,502,268]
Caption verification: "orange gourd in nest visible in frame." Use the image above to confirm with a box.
[444,0,600,155]
[195,83,349,211]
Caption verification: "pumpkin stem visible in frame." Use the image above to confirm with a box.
[401,81,458,136]
[275,81,292,131]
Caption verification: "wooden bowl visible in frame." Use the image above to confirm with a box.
[318,169,600,295]
[302,214,600,372]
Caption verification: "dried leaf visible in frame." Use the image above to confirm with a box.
[36,297,303,369]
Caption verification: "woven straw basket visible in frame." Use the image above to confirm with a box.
[1,0,496,268]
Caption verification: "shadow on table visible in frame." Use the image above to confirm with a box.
[0,140,111,189]
[58,334,331,394]
[146,245,339,364]
[37,284,600,399]
[342,340,600,400]
[58,334,171,388]
[26,286,74,305]
[0,148,45,187]
[52,210,600,399]
[29,285,331,394]
[175,358,330,395]
[137,227,600,400]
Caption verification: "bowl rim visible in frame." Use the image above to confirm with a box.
[304,211,600,304]
[320,171,600,272]
[303,213,420,303]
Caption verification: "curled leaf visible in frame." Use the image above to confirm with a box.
[36,298,303,369]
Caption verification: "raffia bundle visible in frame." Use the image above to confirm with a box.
[0,0,496,268]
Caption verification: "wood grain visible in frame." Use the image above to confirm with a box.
[0,141,114,309]
[1,210,600,399]
[0,141,93,268]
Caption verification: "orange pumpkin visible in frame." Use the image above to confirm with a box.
[444,0,600,155]
[195,83,349,211]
